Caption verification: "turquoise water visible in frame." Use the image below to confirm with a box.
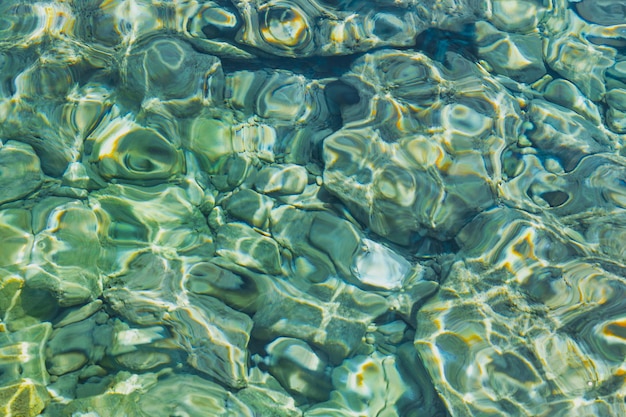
[0,0,625,416]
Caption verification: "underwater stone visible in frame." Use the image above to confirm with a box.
[216,222,282,275]
[605,88,626,111]
[254,164,308,195]
[305,351,414,417]
[184,259,268,314]
[270,205,362,282]
[0,323,51,386]
[70,0,124,47]
[415,262,552,417]
[243,71,309,121]
[48,370,156,416]
[526,261,626,360]
[0,273,24,330]
[47,352,88,376]
[323,126,497,244]
[455,207,583,265]
[415,204,626,416]
[575,0,626,26]
[185,3,241,40]
[253,283,326,345]
[571,155,626,212]
[107,270,254,390]
[225,70,269,115]
[62,83,114,140]
[0,141,43,205]
[208,205,227,231]
[264,337,332,401]
[108,251,180,294]
[234,121,278,162]
[273,182,327,210]
[606,59,626,89]
[543,78,602,124]
[544,35,615,101]
[0,379,49,417]
[137,373,254,416]
[167,295,253,389]
[607,107,626,133]
[0,3,48,46]
[388,278,439,326]
[88,116,185,182]
[237,367,302,417]
[0,51,24,99]
[269,206,318,254]
[26,201,102,307]
[187,112,240,172]
[575,212,626,263]
[223,188,274,229]
[489,0,542,33]
[0,97,78,177]
[25,266,102,307]
[54,299,103,329]
[307,211,361,279]
[440,102,494,138]
[46,314,112,375]
[533,331,596,396]
[104,287,169,327]
[499,154,572,213]
[370,52,443,109]
[121,36,225,104]
[319,49,522,245]
[61,162,101,190]
[103,252,255,389]
[243,1,315,57]
[0,209,33,269]
[475,21,546,83]
[92,184,212,267]
[14,49,77,101]
[253,277,388,363]
[208,153,255,191]
[0,273,60,332]
[110,323,168,357]
[502,153,626,218]
[1,0,624,414]
[351,239,411,290]
[525,100,611,171]
[605,88,626,132]
[367,321,411,356]
[113,351,171,372]
[232,0,445,58]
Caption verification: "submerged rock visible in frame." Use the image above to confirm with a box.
[416,206,626,416]
[0,379,49,417]
[322,49,523,245]
[0,0,624,415]
[263,337,332,401]
[475,21,546,83]
[351,238,411,290]
[26,201,102,307]
[253,277,388,363]
[0,142,43,206]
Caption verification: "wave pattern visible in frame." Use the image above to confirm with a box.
[0,0,625,416]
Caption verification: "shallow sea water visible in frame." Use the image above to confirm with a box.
[0,0,626,416]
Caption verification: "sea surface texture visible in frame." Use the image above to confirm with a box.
[0,0,625,416]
